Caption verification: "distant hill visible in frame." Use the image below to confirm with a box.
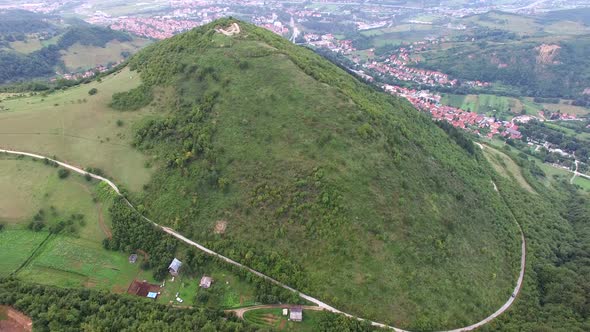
[419,35,590,98]
[108,18,522,330]
[0,9,56,35]
[0,16,149,84]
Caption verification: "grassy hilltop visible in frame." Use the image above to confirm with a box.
[106,18,521,330]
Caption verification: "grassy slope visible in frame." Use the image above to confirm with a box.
[0,68,154,192]
[0,156,141,291]
[0,155,111,240]
[126,19,520,329]
[61,39,151,71]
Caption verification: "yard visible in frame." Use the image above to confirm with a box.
[244,308,323,331]
[144,264,257,308]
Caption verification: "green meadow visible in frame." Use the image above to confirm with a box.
[0,68,155,192]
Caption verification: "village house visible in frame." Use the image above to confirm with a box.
[168,258,182,276]
[290,307,303,322]
[199,276,213,289]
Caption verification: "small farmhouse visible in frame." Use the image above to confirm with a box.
[168,258,182,276]
[290,307,302,322]
[199,276,213,288]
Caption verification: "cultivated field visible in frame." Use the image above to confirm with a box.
[17,235,140,292]
[244,308,322,331]
[0,68,155,192]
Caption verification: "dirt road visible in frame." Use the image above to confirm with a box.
[0,147,527,332]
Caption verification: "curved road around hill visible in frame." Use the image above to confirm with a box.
[0,147,526,332]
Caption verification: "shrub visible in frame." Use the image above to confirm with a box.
[57,168,70,179]
[88,88,98,95]
[110,85,153,111]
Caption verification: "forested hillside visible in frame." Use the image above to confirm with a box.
[481,150,590,331]
[0,25,138,83]
[114,18,522,330]
[419,36,590,99]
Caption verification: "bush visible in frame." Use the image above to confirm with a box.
[88,88,98,95]
[116,119,124,127]
[110,85,153,111]
[57,168,70,179]
[0,223,4,232]
[28,220,45,231]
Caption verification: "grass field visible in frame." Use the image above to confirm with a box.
[0,156,111,241]
[0,67,155,192]
[441,93,531,116]
[572,176,590,191]
[482,145,536,194]
[0,157,138,289]
[244,308,323,331]
[16,235,140,292]
[463,12,542,35]
[9,38,44,54]
[0,230,48,277]
[534,99,590,116]
[543,21,590,35]
[61,39,151,71]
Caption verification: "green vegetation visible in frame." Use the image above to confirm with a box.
[115,18,522,329]
[244,308,323,331]
[0,68,155,192]
[0,278,254,331]
[420,35,590,98]
[482,170,590,331]
[0,25,140,83]
[110,84,153,111]
[0,230,48,277]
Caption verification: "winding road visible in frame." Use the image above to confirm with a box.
[0,147,526,332]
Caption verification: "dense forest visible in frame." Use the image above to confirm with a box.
[0,10,55,35]
[481,149,590,331]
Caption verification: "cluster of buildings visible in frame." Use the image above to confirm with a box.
[127,257,213,303]
[303,33,355,54]
[109,17,204,39]
[53,60,124,81]
[365,45,490,88]
[382,84,523,140]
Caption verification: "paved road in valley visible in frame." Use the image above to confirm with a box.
[0,147,526,332]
